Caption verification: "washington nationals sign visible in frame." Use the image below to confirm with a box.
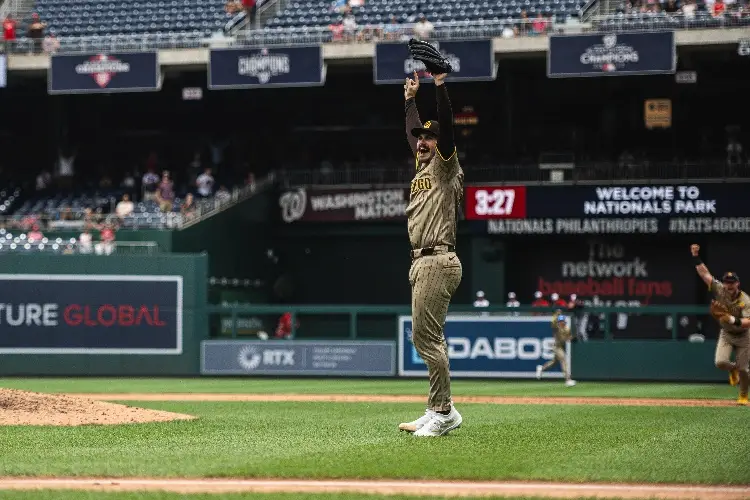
[48,52,161,94]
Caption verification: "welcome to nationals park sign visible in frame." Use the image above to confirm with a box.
[464,183,750,234]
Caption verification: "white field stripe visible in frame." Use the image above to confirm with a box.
[0,479,747,498]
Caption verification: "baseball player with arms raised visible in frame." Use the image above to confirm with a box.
[691,244,750,405]
[536,311,576,387]
[397,69,464,437]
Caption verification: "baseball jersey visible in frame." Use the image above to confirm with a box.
[406,152,464,250]
[709,280,750,335]
[551,318,572,347]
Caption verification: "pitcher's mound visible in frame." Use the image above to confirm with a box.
[0,388,195,426]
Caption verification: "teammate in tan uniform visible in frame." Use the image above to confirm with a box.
[536,311,576,387]
[398,71,464,437]
[691,244,750,405]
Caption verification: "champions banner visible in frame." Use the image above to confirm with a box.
[465,183,750,234]
[374,39,496,84]
[547,32,675,77]
[48,52,160,94]
[0,275,182,354]
[279,187,409,223]
[209,46,325,89]
[399,315,570,378]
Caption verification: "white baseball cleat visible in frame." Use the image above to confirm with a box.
[398,409,435,432]
[413,407,462,437]
[536,365,543,380]
[565,380,577,387]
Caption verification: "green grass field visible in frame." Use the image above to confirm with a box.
[0,378,739,399]
[0,378,748,499]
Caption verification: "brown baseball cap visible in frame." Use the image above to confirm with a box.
[411,120,440,138]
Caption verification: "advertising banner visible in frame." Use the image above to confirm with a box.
[466,183,750,235]
[279,187,410,223]
[209,46,325,89]
[49,52,160,94]
[398,315,569,378]
[506,239,698,339]
[201,340,396,375]
[548,32,675,77]
[0,55,6,88]
[374,39,496,84]
[0,274,182,354]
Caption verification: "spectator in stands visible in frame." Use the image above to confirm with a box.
[712,0,727,15]
[42,34,59,54]
[3,15,17,48]
[156,171,175,213]
[242,0,257,25]
[329,18,345,42]
[517,10,530,35]
[196,168,215,198]
[115,194,134,219]
[413,14,434,39]
[342,12,357,41]
[531,12,548,35]
[682,0,697,16]
[664,0,680,13]
[27,225,43,243]
[56,147,76,190]
[225,0,242,14]
[96,223,116,256]
[27,13,46,54]
[246,171,256,189]
[215,185,231,202]
[181,193,197,220]
[275,312,299,339]
[142,168,159,201]
[78,228,93,254]
[35,170,51,192]
[501,24,517,38]
[383,14,400,40]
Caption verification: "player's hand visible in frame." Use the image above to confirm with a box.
[432,73,447,86]
[690,244,700,257]
[404,71,419,100]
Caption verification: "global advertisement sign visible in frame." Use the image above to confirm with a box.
[398,315,570,378]
[465,183,750,234]
[0,275,182,354]
[374,39,497,84]
[201,340,396,376]
[548,32,676,77]
[209,46,326,89]
[279,187,410,223]
[506,240,698,339]
[48,52,160,94]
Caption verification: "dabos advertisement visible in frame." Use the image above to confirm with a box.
[398,315,569,378]
[0,275,183,354]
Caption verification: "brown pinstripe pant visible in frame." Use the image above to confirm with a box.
[408,252,462,412]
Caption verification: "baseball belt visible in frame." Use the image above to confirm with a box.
[410,245,456,260]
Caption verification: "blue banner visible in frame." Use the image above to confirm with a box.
[0,275,182,354]
[0,55,6,88]
[48,52,160,94]
[374,39,496,84]
[398,314,570,378]
[209,46,325,89]
[548,32,675,78]
[201,340,396,376]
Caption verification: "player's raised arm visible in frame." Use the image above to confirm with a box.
[433,73,455,160]
[404,71,422,156]
[691,244,714,287]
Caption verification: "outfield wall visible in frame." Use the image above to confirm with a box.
[0,253,208,376]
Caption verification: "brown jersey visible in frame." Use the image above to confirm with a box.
[406,152,464,249]
[551,316,572,347]
[709,279,750,335]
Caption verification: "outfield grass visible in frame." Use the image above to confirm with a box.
[1,401,748,484]
[0,493,640,500]
[0,378,738,400]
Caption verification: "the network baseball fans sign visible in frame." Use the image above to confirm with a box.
[48,52,160,94]
[279,187,409,223]
[466,183,750,234]
[0,275,183,354]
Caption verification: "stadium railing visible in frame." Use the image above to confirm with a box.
[206,303,710,340]
[278,162,750,187]
[592,11,750,31]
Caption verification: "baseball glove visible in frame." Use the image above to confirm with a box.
[710,300,732,323]
[408,38,453,75]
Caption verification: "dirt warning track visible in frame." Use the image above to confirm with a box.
[72,393,740,407]
[0,478,748,499]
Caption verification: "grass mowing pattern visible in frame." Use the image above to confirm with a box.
[0,401,747,484]
[0,378,738,400]
[0,493,646,500]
